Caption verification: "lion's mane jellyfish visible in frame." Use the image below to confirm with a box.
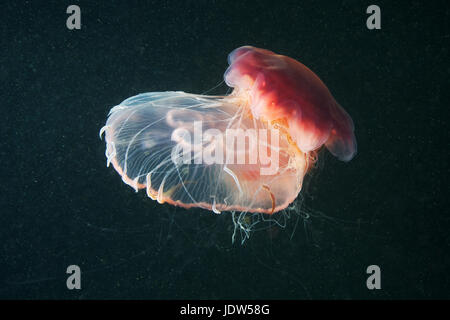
[100,46,356,223]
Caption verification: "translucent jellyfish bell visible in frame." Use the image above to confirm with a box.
[100,46,356,216]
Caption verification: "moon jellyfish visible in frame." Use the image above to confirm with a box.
[100,46,356,242]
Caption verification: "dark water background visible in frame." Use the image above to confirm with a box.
[1,0,449,299]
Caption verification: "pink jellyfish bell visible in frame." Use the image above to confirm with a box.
[100,46,356,216]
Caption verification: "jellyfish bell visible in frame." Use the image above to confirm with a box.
[100,46,356,235]
[225,46,357,161]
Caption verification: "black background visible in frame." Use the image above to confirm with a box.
[1,0,449,299]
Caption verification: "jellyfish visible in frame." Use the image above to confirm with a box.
[100,46,356,219]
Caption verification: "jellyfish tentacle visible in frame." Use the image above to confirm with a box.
[223,166,243,196]
[103,91,308,214]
